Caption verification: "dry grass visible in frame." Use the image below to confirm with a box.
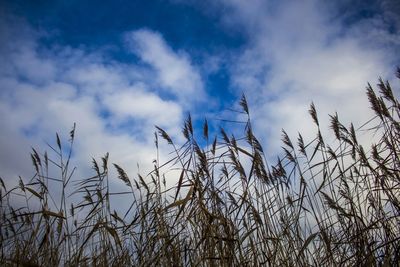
[1,71,399,266]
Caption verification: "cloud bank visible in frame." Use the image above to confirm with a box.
[0,0,399,192]
[0,16,203,190]
[212,0,399,156]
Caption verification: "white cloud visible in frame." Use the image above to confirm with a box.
[0,18,199,193]
[102,85,183,137]
[1,0,398,197]
[126,29,205,105]
[213,0,398,156]
[64,63,127,94]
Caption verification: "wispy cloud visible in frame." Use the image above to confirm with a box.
[0,0,398,190]
[0,17,203,189]
[212,0,399,156]
[126,29,205,106]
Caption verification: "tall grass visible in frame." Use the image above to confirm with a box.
[1,72,399,266]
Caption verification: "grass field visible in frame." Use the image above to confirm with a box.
[1,71,399,266]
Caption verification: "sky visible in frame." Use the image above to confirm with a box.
[0,0,399,191]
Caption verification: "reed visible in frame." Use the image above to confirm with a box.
[1,70,399,266]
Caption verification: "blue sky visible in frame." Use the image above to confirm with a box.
[1,0,399,189]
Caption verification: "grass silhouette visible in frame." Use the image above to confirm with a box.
[1,70,399,266]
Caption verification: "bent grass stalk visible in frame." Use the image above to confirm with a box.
[1,72,399,266]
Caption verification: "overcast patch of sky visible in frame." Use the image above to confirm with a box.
[0,0,399,191]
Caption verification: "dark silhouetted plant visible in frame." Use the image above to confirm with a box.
[1,70,399,266]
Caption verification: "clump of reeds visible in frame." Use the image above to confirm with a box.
[1,70,399,266]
